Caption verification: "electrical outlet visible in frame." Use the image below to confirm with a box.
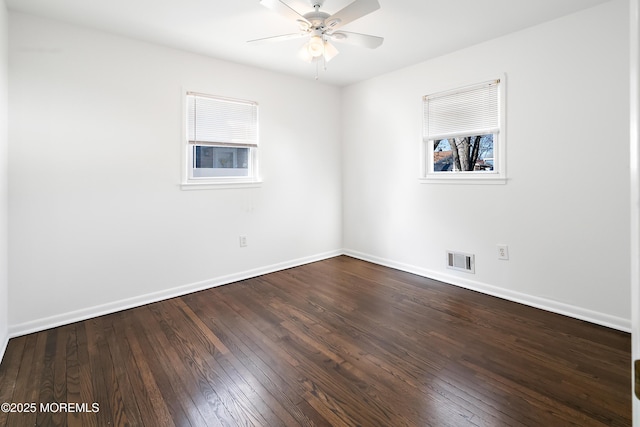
[239,235,247,247]
[497,244,509,260]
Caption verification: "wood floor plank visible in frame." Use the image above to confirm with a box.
[35,326,66,427]
[83,317,116,427]
[183,292,320,426]
[133,306,221,427]
[146,302,239,425]
[0,255,632,426]
[101,314,146,427]
[5,332,47,427]
[119,311,176,427]
[0,336,26,427]
[111,310,195,427]
[163,299,271,426]
[75,322,99,427]
[175,299,305,427]
[65,324,83,427]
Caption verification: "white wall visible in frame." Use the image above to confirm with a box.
[6,1,632,338]
[0,0,8,359]
[342,0,631,330]
[8,12,343,333]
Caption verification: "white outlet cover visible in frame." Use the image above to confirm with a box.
[497,245,509,260]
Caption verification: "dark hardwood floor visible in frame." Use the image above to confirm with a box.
[0,256,631,426]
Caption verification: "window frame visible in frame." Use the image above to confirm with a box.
[420,76,506,185]
[181,90,262,190]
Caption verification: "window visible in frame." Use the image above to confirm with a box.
[421,78,505,183]
[183,92,260,188]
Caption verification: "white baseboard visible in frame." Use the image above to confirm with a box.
[8,250,342,338]
[344,249,632,333]
[7,248,631,340]
[0,333,8,366]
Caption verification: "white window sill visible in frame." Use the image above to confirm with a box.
[180,179,263,191]
[419,174,507,185]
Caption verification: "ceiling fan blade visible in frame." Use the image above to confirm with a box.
[259,0,310,25]
[326,0,380,31]
[328,31,383,49]
[248,33,307,44]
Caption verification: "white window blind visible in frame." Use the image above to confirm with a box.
[187,92,258,147]
[423,80,500,141]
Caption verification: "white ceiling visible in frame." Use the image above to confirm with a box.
[6,0,613,86]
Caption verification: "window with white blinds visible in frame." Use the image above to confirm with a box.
[183,92,260,188]
[187,92,258,147]
[421,78,506,183]
[423,80,499,141]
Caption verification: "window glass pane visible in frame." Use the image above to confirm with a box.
[192,146,250,177]
[433,134,494,172]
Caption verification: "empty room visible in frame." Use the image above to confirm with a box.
[0,0,639,426]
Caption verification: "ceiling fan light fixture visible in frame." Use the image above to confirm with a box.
[307,35,325,58]
[298,43,314,62]
[323,40,339,62]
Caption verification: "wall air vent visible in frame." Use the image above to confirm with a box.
[447,251,475,274]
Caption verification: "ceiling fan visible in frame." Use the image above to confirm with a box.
[249,0,384,63]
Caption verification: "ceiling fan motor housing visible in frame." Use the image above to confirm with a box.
[304,11,330,31]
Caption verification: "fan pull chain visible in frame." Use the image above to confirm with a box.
[313,57,329,81]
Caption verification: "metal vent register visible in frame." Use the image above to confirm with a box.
[447,251,475,274]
